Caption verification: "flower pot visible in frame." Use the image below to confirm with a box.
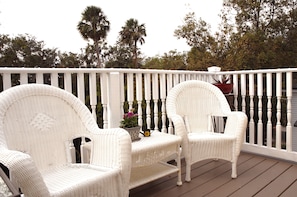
[214,83,233,94]
[124,126,141,142]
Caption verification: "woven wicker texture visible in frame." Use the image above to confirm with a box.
[0,84,131,197]
[166,80,247,181]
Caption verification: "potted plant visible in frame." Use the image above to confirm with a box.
[120,109,141,141]
[213,75,233,94]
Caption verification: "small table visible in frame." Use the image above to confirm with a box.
[129,132,182,189]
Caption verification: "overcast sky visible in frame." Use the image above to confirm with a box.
[0,0,223,57]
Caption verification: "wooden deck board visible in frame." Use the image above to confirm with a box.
[254,165,297,197]
[129,152,297,197]
[181,154,273,197]
[228,160,290,197]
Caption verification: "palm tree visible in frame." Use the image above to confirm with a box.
[119,18,146,68]
[77,6,110,68]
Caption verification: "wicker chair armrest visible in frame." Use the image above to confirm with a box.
[224,111,248,155]
[90,128,131,167]
[89,128,131,196]
[0,149,50,196]
[170,114,187,136]
[169,114,190,155]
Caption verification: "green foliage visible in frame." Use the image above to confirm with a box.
[120,110,138,128]
[0,34,57,68]
[119,18,146,68]
[2,1,297,70]
[143,50,187,70]
[103,44,134,68]
[172,0,297,70]
[77,6,110,67]
[213,75,230,84]
[221,0,297,69]
[58,52,82,68]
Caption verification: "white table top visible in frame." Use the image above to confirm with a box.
[131,132,181,167]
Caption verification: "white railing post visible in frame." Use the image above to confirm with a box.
[108,72,122,128]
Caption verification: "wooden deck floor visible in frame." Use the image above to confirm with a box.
[129,152,297,197]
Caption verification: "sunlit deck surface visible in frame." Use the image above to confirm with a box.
[129,152,297,197]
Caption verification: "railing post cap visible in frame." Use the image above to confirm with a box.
[207,66,221,72]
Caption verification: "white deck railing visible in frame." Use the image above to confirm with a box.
[1,67,297,162]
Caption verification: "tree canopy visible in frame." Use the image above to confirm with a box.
[1,1,297,70]
[77,6,110,67]
[0,34,57,68]
[173,0,297,70]
[119,18,147,68]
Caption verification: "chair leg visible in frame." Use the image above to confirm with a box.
[231,161,237,178]
[185,163,191,182]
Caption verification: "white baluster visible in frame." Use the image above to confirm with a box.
[174,74,179,85]
[257,73,263,145]
[180,73,185,83]
[167,74,174,134]
[145,73,151,130]
[64,72,72,93]
[241,74,247,142]
[120,73,125,120]
[51,72,58,87]
[108,72,122,128]
[20,72,27,84]
[36,72,43,84]
[100,73,108,129]
[240,74,246,113]
[233,74,238,111]
[160,73,167,133]
[286,72,292,151]
[153,73,159,131]
[276,73,282,149]
[89,72,97,120]
[136,73,143,129]
[127,73,134,111]
[249,74,255,144]
[77,72,85,104]
[266,73,272,147]
[69,140,75,163]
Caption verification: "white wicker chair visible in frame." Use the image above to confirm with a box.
[166,80,247,182]
[0,84,131,197]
